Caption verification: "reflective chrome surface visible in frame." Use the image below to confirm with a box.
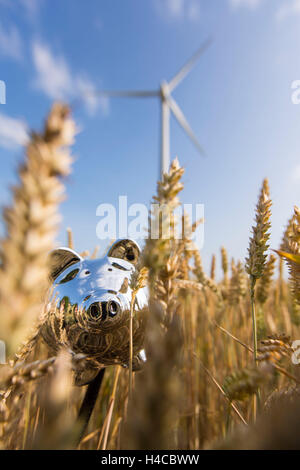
[51,252,148,322]
[43,240,148,385]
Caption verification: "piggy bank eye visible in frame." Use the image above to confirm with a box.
[59,268,79,284]
[79,269,91,279]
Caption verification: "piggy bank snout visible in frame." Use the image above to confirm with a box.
[87,299,121,322]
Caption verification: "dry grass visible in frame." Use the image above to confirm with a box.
[0,104,300,450]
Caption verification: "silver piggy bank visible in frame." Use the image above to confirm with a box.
[41,239,148,385]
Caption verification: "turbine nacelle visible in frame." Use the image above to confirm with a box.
[160,80,170,101]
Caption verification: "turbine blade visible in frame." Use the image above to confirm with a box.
[168,38,212,92]
[86,90,159,98]
[167,95,205,156]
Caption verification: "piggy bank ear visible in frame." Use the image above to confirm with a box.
[49,247,82,281]
[107,239,140,266]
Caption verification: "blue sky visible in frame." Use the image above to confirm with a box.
[0,0,300,276]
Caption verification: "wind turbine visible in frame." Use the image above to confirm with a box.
[91,39,211,177]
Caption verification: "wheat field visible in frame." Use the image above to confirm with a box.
[0,103,300,450]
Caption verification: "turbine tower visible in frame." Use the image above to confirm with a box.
[92,39,211,177]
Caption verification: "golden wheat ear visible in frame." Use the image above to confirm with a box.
[48,247,83,281]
